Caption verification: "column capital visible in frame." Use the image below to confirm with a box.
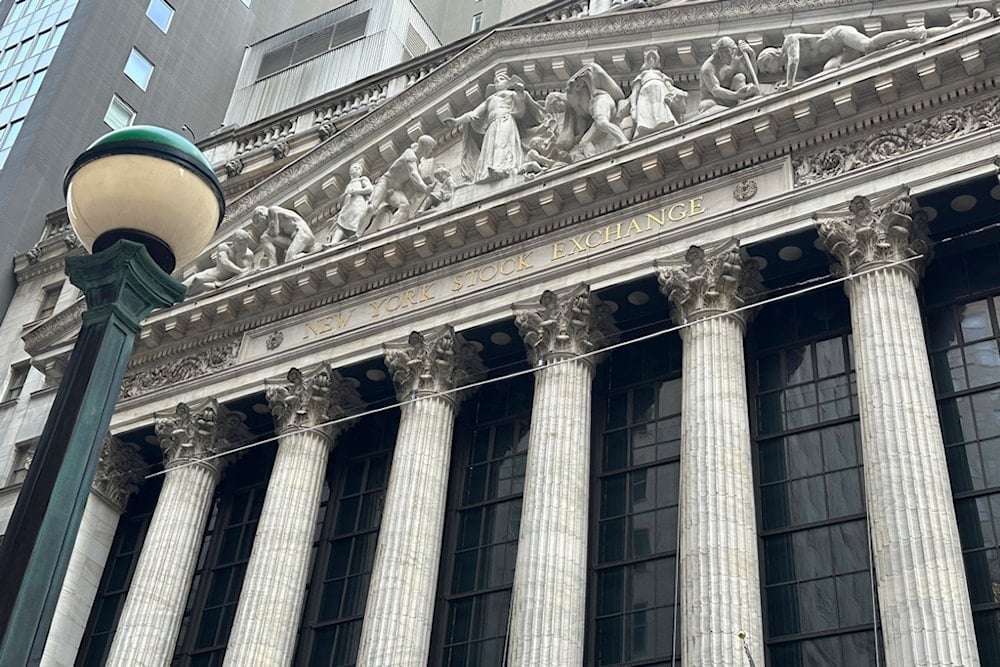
[383,325,485,401]
[155,398,250,473]
[266,362,364,437]
[513,284,618,367]
[656,239,762,326]
[815,188,932,278]
[91,436,144,512]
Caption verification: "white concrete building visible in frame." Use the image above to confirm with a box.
[2,0,1000,664]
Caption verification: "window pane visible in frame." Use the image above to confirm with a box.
[124,48,153,90]
[104,95,135,130]
[146,0,173,32]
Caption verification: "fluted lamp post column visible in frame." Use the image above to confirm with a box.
[0,125,224,664]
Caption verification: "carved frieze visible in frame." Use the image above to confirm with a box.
[794,95,1000,186]
[383,325,485,400]
[514,284,618,366]
[120,340,241,400]
[655,239,762,326]
[815,189,931,277]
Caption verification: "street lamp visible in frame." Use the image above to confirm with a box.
[0,126,223,663]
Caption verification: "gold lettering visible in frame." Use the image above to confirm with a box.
[500,257,517,275]
[333,309,353,328]
[586,230,603,248]
[552,242,566,260]
[421,284,435,301]
[689,196,705,217]
[403,289,418,307]
[605,222,623,244]
[370,298,386,318]
[646,210,665,229]
[386,295,402,312]
[626,219,643,236]
[452,275,464,292]
[518,253,533,270]
[479,264,498,282]
[570,236,586,253]
[667,203,687,221]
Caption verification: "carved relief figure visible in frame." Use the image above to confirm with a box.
[420,166,456,211]
[698,37,761,114]
[757,9,991,89]
[558,61,630,161]
[327,161,373,245]
[444,72,546,183]
[626,47,689,138]
[183,230,254,295]
[367,135,436,233]
[253,205,319,268]
[518,137,562,178]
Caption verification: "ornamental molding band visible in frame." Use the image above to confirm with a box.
[655,238,763,326]
[120,340,241,400]
[154,398,251,469]
[815,187,932,277]
[514,284,619,366]
[91,436,145,512]
[793,94,1000,186]
[383,325,486,401]
[265,362,365,435]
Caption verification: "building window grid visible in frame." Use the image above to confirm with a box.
[431,376,532,666]
[76,479,160,666]
[592,353,682,667]
[923,262,1000,663]
[752,302,883,664]
[173,456,271,664]
[298,449,390,666]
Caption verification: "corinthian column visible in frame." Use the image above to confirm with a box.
[225,364,363,666]
[507,285,617,666]
[106,399,248,667]
[816,191,979,666]
[42,437,143,667]
[656,240,764,666]
[357,326,483,667]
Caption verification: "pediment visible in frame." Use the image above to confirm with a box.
[92,1,1000,410]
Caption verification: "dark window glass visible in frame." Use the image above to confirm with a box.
[76,477,162,666]
[257,42,294,78]
[431,374,533,665]
[591,333,683,666]
[293,26,333,64]
[331,12,368,48]
[923,242,1000,665]
[36,281,61,319]
[751,288,881,663]
[173,447,274,665]
[3,362,28,401]
[296,412,399,666]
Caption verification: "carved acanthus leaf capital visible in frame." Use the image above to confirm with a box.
[384,325,486,401]
[815,189,931,277]
[266,362,364,436]
[656,239,762,326]
[155,398,250,470]
[92,435,144,511]
[514,284,619,366]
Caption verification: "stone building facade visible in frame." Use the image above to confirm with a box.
[2,0,1000,665]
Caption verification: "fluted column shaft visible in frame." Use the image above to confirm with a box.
[818,192,978,666]
[507,355,593,665]
[105,459,220,666]
[658,240,764,666]
[847,267,977,665]
[224,429,331,665]
[678,315,763,665]
[357,394,457,665]
[507,284,617,666]
[357,326,483,667]
[226,366,361,666]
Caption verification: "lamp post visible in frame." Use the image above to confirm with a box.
[0,126,223,664]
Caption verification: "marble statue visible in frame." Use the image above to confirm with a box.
[327,161,373,246]
[518,137,563,178]
[253,205,319,268]
[626,47,688,138]
[558,61,630,161]
[698,36,761,114]
[420,166,456,211]
[757,9,992,89]
[367,134,436,233]
[183,230,254,295]
[444,71,546,183]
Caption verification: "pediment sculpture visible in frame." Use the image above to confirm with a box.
[182,8,993,295]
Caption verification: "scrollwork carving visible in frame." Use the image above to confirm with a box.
[266,363,364,436]
[514,284,619,366]
[120,340,241,399]
[155,398,250,470]
[383,326,485,401]
[92,436,145,511]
